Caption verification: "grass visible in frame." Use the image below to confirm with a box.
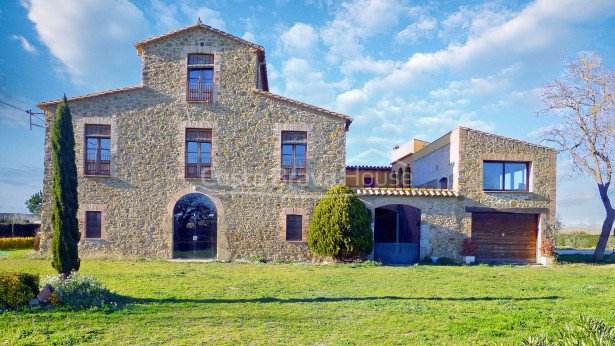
[1,250,615,345]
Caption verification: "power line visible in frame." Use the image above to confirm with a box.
[0,99,29,112]
[0,99,45,130]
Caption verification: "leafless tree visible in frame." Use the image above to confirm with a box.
[538,52,615,261]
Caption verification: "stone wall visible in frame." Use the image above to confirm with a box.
[359,195,469,261]
[39,26,347,261]
[458,128,557,239]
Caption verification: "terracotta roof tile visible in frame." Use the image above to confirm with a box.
[37,85,143,110]
[134,22,264,56]
[354,187,457,197]
[346,165,392,170]
[252,89,353,129]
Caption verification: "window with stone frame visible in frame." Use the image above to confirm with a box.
[187,54,214,102]
[285,214,303,241]
[281,131,307,181]
[85,211,102,239]
[85,124,111,176]
[483,161,529,191]
[185,129,212,179]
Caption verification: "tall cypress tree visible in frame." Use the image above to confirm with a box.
[50,96,80,276]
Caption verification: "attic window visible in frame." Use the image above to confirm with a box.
[187,54,214,102]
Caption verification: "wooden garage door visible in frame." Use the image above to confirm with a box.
[472,213,538,263]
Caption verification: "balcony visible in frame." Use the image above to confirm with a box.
[186,81,213,102]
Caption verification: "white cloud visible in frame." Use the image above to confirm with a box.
[363,0,615,96]
[320,0,409,63]
[280,58,337,107]
[185,4,225,30]
[10,35,37,53]
[26,0,149,90]
[336,89,368,114]
[280,23,319,57]
[242,32,256,43]
[396,17,437,43]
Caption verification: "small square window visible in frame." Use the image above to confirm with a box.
[286,215,303,241]
[85,211,102,239]
[363,177,374,188]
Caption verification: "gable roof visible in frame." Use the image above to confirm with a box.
[134,19,264,56]
[37,85,143,111]
[252,89,353,131]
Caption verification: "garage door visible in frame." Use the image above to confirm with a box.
[471,213,538,263]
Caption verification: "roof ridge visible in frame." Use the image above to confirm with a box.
[460,126,557,152]
[37,85,143,110]
[134,22,264,55]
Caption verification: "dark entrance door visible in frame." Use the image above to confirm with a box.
[374,205,421,264]
[173,193,217,259]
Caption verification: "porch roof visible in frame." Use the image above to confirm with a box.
[354,187,458,197]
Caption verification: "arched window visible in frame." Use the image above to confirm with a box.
[404,166,411,188]
[439,177,448,189]
[397,168,403,188]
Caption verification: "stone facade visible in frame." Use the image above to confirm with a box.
[38,23,349,261]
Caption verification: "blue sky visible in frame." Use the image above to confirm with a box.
[0,0,614,228]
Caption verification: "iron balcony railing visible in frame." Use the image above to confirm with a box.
[186,81,213,102]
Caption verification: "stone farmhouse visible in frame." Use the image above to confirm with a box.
[37,21,557,264]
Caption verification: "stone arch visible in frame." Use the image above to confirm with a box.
[167,186,224,217]
[165,186,229,260]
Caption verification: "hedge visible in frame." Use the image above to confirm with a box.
[0,237,34,250]
[0,272,40,309]
[555,234,615,249]
[0,223,39,238]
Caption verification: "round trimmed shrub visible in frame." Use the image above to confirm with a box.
[308,185,373,260]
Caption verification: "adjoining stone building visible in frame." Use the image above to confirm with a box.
[38,20,350,261]
[355,127,557,264]
[38,21,557,264]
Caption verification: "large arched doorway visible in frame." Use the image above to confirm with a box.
[374,204,421,264]
[173,193,217,259]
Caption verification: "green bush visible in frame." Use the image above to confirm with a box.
[555,234,615,249]
[0,272,40,309]
[0,237,34,250]
[522,315,615,345]
[43,273,117,309]
[308,185,373,260]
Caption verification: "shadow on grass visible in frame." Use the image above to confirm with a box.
[557,253,615,265]
[11,293,559,314]
[114,294,560,306]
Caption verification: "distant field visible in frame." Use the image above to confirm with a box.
[1,249,615,345]
[555,233,615,249]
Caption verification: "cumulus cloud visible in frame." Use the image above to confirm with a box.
[280,23,319,57]
[25,0,149,90]
[396,17,437,43]
[321,0,408,63]
[279,58,337,106]
[10,35,37,53]
[242,32,256,43]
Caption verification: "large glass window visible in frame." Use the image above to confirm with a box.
[281,131,307,181]
[186,129,212,179]
[187,54,213,102]
[85,124,111,176]
[483,161,528,191]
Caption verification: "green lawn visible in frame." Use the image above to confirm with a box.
[1,250,615,345]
